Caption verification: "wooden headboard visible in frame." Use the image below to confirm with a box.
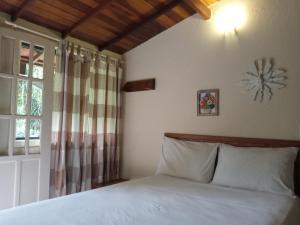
[165,133,300,196]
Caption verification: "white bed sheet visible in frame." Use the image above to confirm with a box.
[0,175,299,225]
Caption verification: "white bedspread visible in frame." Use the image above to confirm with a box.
[0,175,299,225]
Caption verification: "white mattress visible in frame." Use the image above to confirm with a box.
[0,175,299,225]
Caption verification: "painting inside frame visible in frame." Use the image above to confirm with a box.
[197,89,219,116]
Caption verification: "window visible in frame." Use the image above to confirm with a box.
[0,36,15,156]
[14,42,44,155]
[33,45,44,79]
[0,118,10,156]
[0,38,45,156]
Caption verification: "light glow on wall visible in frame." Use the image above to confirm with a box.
[214,3,247,34]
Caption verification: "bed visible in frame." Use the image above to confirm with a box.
[0,133,299,225]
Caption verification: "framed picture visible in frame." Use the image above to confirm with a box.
[197,89,219,116]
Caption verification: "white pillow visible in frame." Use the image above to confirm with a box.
[156,137,218,182]
[212,144,299,195]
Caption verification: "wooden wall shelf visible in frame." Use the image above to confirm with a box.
[122,78,155,92]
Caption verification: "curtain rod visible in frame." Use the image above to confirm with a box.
[2,20,123,61]
[4,20,61,42]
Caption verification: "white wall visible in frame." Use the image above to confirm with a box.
[122,0,300,179]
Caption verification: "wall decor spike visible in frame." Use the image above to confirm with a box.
[240,58,287,102]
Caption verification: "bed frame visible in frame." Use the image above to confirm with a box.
[165,133,300,196]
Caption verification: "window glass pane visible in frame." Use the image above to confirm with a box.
[14,118,26,155]
[16,79,28,115]
[32,45,44,79]
[0,118,10,156]
[0,36,15,74]
[19,42,30,77]
[0,77,12,114]
[29,119,40,154]
[31,81,43,116]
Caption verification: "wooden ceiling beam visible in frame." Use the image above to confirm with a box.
[12,0,36,22]
[183,0,211,20]
[62,0,113,39]
[98,0,184,51]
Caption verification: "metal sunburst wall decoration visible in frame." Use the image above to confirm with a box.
[240,58,287,102]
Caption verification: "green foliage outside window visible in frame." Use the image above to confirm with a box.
[16,66,43,139]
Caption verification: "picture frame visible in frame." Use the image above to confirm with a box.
[197,89,219,116]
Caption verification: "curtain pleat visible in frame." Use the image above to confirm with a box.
[50,42,123,198]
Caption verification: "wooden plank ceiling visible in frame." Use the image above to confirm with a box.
[0,0,217,54]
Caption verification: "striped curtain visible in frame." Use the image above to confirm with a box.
[50,42,122,198]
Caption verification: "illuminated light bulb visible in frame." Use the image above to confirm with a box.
[214,4,247,33]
